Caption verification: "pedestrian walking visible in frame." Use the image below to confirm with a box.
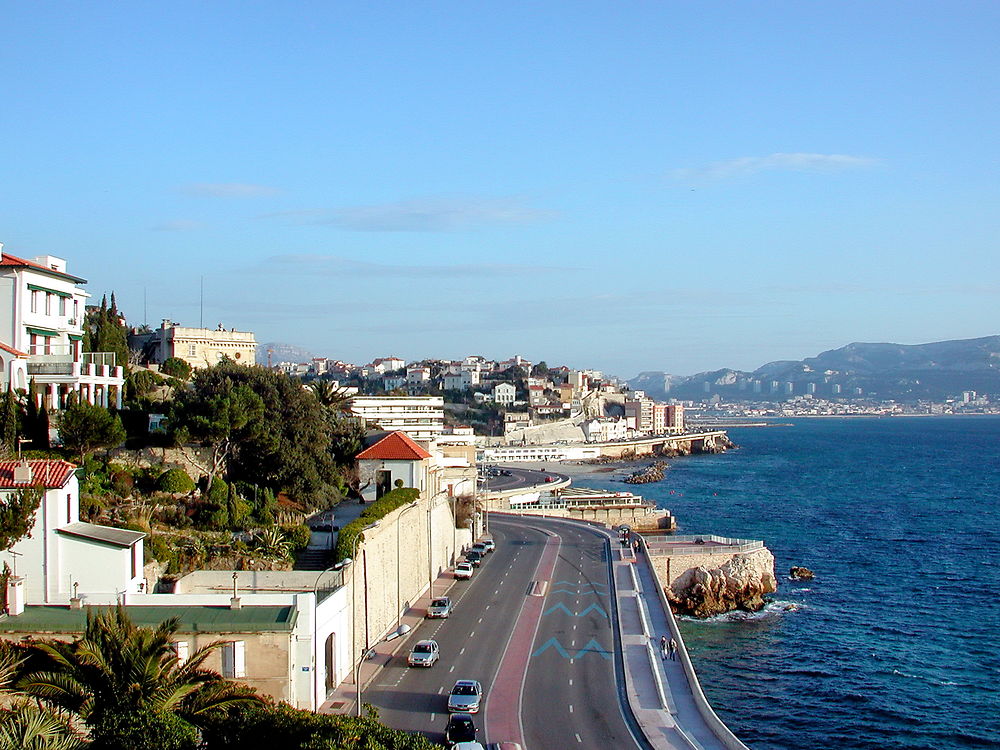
[669,638,678,661]
[659,635,668,660]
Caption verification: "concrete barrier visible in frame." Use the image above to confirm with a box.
[641,538,751,750]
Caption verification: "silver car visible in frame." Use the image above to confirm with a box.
[447,679,483,713]
[427,596,453,618]
[408,639,439,667]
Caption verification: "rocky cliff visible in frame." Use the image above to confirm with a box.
[666,547,777,618]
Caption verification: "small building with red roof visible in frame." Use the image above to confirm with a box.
[2,459,145,612]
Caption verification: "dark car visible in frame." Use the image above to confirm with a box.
[445,713,477,744]
[465,550,482,567]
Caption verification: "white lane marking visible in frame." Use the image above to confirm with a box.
[478,618,483,624]
[469,631,475,638]
[576,734,583,743]
[460,648,466,655]
[573,624,577,631]
[438,687,445,694]
[449,666,455,673]
[569,704,574,713]
[569,679,573,686]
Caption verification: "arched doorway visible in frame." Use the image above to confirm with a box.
[325,633,336,692]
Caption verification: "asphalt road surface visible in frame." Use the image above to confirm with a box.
[480,466,570,493]
[364,515,646,749]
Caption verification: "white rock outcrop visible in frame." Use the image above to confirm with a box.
[666,547,777,618]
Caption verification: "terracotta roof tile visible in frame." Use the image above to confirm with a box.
[0,252,87,284]
[356,431,432,461]
[0,341,27,357]
[0,459,77,489]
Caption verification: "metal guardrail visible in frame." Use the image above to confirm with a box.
[642,533,763,556]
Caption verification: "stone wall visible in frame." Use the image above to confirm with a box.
[348,491,468,661]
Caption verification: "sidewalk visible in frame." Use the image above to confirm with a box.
[611,539,733,750]
[318,572,458,715]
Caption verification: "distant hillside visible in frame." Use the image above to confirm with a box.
[629,336,1000,402]
[256,342,313,366]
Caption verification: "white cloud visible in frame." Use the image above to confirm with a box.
[323,196,557,231]
[181,183,279,197]
[671,153,880,181]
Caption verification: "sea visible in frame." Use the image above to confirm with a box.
[574,416,1000,750]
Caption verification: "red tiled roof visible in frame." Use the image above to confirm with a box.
[356,431,432,461]
[0,252,87,284]
[0,459,77,489]
[0,341,27,357]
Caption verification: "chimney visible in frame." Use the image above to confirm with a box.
[229,572,241,610]
[13,461,32,484]
[6,576,25,616]
[70,581,83,610]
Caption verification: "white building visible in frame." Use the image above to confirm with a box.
[443,369,479,391]
[348,395,445,442]
[0,249,125,409]
[371,356,405,374]
[493,382,516,406]
[582,417,629,443]
[2,459,145,609]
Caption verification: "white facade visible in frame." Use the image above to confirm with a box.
[443,369,479,390]
[348,395,445,441]
[0,248,124,409]
[493,382,516,405]
[2,460,144,607]
[583,417,629,443]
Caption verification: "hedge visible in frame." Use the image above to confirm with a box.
[333,487,420,563]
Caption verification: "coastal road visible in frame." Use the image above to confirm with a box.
[363,520,545,745]
[480,465,570,493]
[365,515,647,749]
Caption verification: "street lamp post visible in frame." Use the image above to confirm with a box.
[395,501,419,629]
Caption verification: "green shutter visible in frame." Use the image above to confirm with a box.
[68,334,83,341]
[26,327,58,337]
[27,283,72,298]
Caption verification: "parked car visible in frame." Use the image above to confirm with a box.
[481,539,496,553]
[454,562,474,580]
[471,542,487,557]
[465,550,483,567]
[408,639,439,668]
[447,680,483,713]
[427,596,453,618]
[445,713,477,744]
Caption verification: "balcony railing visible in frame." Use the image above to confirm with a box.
[26,350,122,380]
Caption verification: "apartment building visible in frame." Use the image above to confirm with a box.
[348,395,444,442]
[0,249,124,409]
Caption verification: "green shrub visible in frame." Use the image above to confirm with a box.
[91,706,199,750]
[334,487,419,562]
[111,469,134,497]
[281,524,311,554]
[160,357,192,380]
[145,535,179,571]
[157,468,195,494]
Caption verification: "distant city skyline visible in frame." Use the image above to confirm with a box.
[3,3,998,377]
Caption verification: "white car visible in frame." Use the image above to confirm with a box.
[481,539,496,553]
[454,562,474,580]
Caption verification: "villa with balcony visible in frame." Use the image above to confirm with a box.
[0,247,124,409]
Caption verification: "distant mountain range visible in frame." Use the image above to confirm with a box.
[628,336,1000,402]
[256,342,313,367]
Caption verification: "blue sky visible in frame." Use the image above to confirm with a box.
[2,2,998,377]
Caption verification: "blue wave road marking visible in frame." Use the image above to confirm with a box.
[543,602,610,620]
[532,637,612,660]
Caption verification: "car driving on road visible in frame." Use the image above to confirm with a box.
[447,680,483,713]
[426,596,453,618]
[407,639,439,668]
[445,713,477,744]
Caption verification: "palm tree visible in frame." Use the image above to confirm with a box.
[308,380,353,413]
[17,606,259,750]
[0,643,83,750]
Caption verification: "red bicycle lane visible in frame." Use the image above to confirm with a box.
[483,529,562,746]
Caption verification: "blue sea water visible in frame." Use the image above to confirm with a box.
[576,417,1000,750]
